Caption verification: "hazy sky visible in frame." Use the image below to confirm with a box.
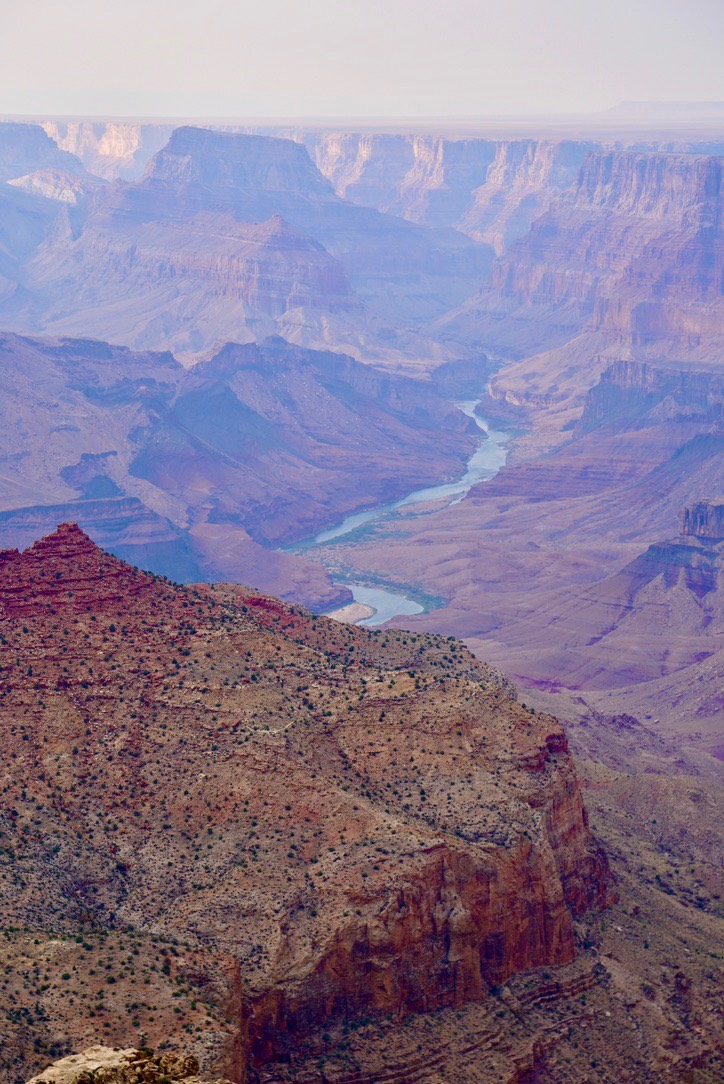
[2,0,723,118]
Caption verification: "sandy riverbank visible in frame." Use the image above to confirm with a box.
[326,601,375,625]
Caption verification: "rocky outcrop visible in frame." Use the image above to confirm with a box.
[26,1046,229,1084]
[8,168,105,205]
[1,525,609,1082]
[0,122,86,182]
[681,498,724,540]
[146,126,336,201]
[0,497,203,584]
[576,359,724,434]
[622,532,720,600]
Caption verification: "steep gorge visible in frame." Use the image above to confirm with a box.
[0,331,477,606]
[41,121,174,180]
[304,133,593,253]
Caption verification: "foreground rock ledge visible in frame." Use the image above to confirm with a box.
[26,1047,231,1084]
[1,525,610,1081]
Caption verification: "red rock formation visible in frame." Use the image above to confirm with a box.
[0,525,609,1081]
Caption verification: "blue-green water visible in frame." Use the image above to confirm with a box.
[308,401,508,547]
[302,400,510,626]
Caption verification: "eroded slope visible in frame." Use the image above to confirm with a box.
[0,524,607,1081]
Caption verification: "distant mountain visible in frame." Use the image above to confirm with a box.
[0,126,492,363]
[0,121,86,182]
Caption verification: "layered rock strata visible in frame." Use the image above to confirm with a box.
[444,150,722,412]
[4,126,490,362]
[681,497,724,540]
[304,134,594,253]
[40,121,174,180]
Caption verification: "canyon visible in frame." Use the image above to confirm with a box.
[0,117,719,755]
[441,148,723,421]
[0,115,721,1082]
[311,356,722,739]
[0,125,491,364]
[0,330,477,608]
[40,121,175,181]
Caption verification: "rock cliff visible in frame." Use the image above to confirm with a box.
[576,358,724,434]
[26,1047,228,1084]
[681,497,724,539]
[0,123,86,182]
[489,150,721,318]
[40,121,174,180]
[447,149,722,418]
[305,133,592,253]
[0,525,609,1081]
[306,132,497,229]
[8,168,105,205]
[459,140,593,254]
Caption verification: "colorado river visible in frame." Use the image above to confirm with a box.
[295,400,510,626]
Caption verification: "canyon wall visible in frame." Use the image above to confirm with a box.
[681,497,724,540]
[318,351,722,734]
[1,127,491,362]
[454,149,722,419]
[487,150,721,317]
[305,133,593,253]
[0,122,86,181]
[576,358,724,433]
[307,132,497,229]
[41,120,174,179]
